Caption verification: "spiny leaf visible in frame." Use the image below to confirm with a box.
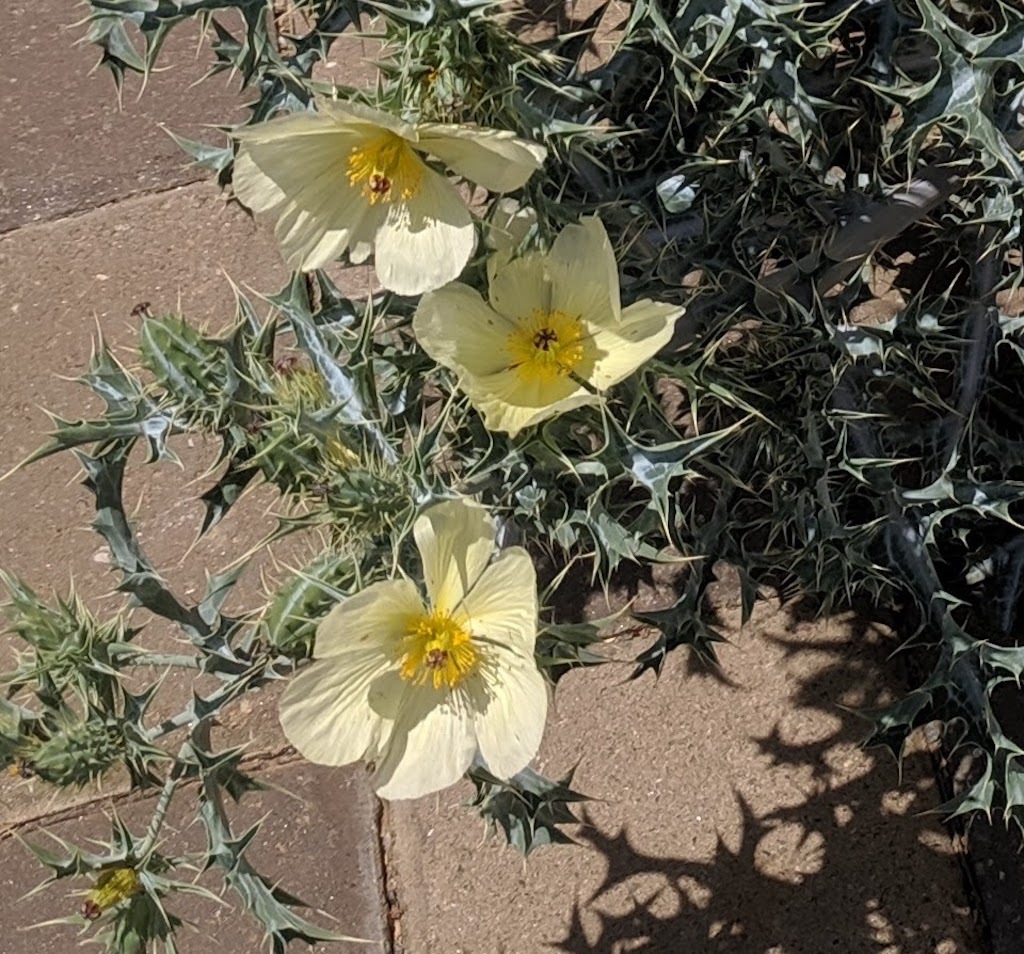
[469,765,588,856]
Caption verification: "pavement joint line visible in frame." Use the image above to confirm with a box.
[376,799,401,954]
[0,745,306,840]
[1,783,143,842]
[0,175,214,240]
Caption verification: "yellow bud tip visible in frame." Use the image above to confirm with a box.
[83,867,143,919]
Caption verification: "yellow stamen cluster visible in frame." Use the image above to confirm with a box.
[347,133,424,205]
[82,867,142,920]
[399,611,478,689]
[506,308,587,383]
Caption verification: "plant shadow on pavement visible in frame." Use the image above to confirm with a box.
[546,604,981,954]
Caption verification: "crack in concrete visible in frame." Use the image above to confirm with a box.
[376,799,404,954]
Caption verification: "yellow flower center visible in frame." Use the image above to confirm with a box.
[399,611,478,689]
[347,132,423,205]
[506,308,587,383]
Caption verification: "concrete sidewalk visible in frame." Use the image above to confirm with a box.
[0,4,981,952]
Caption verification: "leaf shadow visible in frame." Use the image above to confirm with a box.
[545,609,980,953]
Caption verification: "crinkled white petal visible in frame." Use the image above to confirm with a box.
[232,108,345,145]
[417,125,546,193]
[485,200,539,283]
[589,301,685,390]
[414,284,513,377]
[274,188,381,273]
[462,548,538,649]
[313,579,424,657]
[414,499,496,615]
[350,236,374,264]
[233,130,380,271]
[316,98,418,139]
[549,216,621,324]
[232,149,287,214]
[486,199,538,253]
[279,648,395,767]
[374,166,476,295]
[488,253,552,323]
[468,649,548,780]
[467,370,599,437]
[372,680,477,799]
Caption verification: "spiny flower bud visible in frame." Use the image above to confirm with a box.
[323,435,360,472]
[272,358,329,411]
[28,719,123,787]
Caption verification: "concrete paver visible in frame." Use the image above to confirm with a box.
[386,579,981,954]
[0,183,297,823]
[0,181,386,942]
[3,1,248,232]
[0,185,287,596]
[0,761,387,953]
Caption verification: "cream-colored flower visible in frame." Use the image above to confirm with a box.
[232,101,546,295]
[413,216,686,436]
[279,498,547,800]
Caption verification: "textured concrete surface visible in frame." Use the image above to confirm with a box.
[0,184,286,817]
[0,186,284,589]
[386,577,981,954]
[2,2,248,232]
[0,2,388,942]
[0,178,387,949]
[0,761,385,953]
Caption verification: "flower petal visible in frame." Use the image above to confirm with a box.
[469,650,548,780]
[549,216,621,323]
[588,301,685,390]
[417,125,546,193]
[461,548,538,649]
[233,129,378,271]
[371,679,477,799]
[231,148,287,214]
[374,166,476,295]
[488,252,552,322]
[273,188,381,273]
[313,579,424,658]
[486,200,539,283]
[414,284,512,377]
[467,371,599,437]
[232,108,346,145]
[317,99,418,139]
[279,648,395,767]
[414,499,496,614]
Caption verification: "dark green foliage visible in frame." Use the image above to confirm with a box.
[535,619,609,684]
[469,765,589,855]
[26,813,211,954]
[262,550,359,658]
[549,0,1024,833]
[83,0,365,119]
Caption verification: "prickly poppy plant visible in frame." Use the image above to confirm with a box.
[4,0,1024,949]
